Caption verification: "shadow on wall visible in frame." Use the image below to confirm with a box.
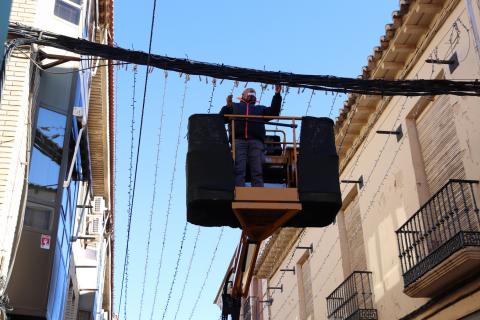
[367,204,428,319]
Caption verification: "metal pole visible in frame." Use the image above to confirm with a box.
[0,0,12,71]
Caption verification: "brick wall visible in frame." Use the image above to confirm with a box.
[0,0,37,278]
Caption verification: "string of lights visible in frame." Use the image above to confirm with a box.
[336,98,359,155]
[149,77,189,320]
[116,0,159,316]
[270,230,336,320]
[305,97,411,303]
[8,23,480,96]
[112,62,119,319]
[271,131,408,317]
[305,100,411,303]
[359,97,409,198]
[263,60,432,319]
[207,79,217,113]
[5,7,474,320]
[312,251,342,301]
[137,70,168,320]
[248,13,476,319]
[309,129,410,304]
[188,227,224,320]
[328,92,339,118]
[117,65,138,319]
[259,230,307,314]
[172,227,201,320]
[258,83,268,104]
[267,81,415,316]
[304,90,316,116]
[338,13,471,195]
[159,78,190,320]
[161,222,188,320]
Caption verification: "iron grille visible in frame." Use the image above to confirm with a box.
[396,179,480,287]
[326,271,377,320]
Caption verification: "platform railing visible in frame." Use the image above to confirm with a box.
[326,271,377,320]
[396,179,480,287]
[224,115,301,186]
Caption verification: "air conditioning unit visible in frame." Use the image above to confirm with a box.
[86,214,103,236]
[98,310,109,320]
[92,196,106,214]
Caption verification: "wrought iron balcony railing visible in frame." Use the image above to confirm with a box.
[326,271,377,320]
[396,179,480,289]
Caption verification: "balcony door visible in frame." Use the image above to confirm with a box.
[416,95,465,194]
[415,95,472,251]
[296,252,314,320]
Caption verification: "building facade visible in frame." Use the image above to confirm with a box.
[0,0,115,319]
[231,0,480,319]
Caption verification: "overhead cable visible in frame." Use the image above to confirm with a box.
[8,23,480,96]
[118,0,159,315]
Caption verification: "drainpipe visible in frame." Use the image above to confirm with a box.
[0,0,12,72]
[465,0,480,71]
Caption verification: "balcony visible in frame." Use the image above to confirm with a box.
[326,271,378,320]
[396,179,480,297]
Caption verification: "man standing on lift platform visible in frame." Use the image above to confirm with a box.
[220,84,282,187]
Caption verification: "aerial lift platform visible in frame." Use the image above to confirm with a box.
[186,114,342,319]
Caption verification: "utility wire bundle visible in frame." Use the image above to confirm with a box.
[7,23,480,96]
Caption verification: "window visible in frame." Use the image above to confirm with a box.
[29,107,66,193]
[54,0,82,25]
[296,252,314,320]
[24,204,53,232]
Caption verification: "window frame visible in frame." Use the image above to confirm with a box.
[54,0,83,25]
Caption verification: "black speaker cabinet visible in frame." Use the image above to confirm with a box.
[287,117,342,227]
[186,114,238,227]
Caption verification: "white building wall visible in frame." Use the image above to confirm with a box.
[262,1,480,320]
[0,0,37,279]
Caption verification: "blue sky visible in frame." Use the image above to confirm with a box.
[113,1,399,319]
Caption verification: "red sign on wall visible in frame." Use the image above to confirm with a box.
[40,234,51,250]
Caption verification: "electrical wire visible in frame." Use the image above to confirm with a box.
[8,23,480,96]
[10,46,129,74]
[118,0,159,315]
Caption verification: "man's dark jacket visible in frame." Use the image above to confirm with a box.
[219,93,282,141]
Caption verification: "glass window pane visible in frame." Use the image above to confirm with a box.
[29,107,66,198]
[24,206,52,231]
[54,0,81,24]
